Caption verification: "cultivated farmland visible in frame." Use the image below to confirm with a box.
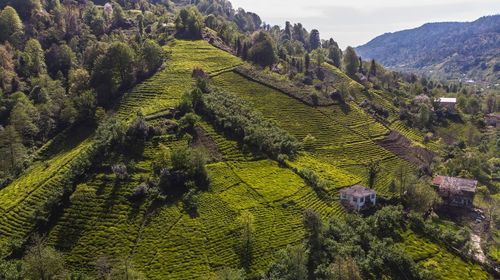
[0,39,488,279]
[212,71,413,196]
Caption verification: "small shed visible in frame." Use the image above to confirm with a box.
[340,185,377,211]
[432,176,478,207]
[437,97,457,113]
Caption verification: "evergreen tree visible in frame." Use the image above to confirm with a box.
[46,44,76,78]
[343,46,359,77]
[91,42,136,106]
[328,45,342,68]
[284,21,292,41]
[303,209,323,276]
[309,29,321,50]
[238,211,255,268]
[9,92,39,142]
[369,59,377,78]
[9,0,41,20]
[305,53,310,72]
[141,39,164,74]
[175,7,204,39]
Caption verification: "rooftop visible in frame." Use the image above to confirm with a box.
[432,176,478,193]
[438,97,457,103]
[340,185,376,198]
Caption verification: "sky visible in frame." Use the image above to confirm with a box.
[229,0,500,49]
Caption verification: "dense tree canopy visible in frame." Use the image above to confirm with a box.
[0,6,22,43]
[175,7,204,39]
[249,31,277,67]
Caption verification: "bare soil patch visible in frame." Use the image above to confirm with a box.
[376,130,435,167]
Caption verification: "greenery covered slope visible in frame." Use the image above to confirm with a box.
[356,15,500,82]
[0,0,497,278]
[0,40,240,248]
[0,39,481,279]
[41,43,346,278]
[117,40,242,120]
[213,71,412,195]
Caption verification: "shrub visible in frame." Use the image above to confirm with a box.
[178,112,200,135]
[182,182,200,215]
[158,147,209,197]
[299,168,330,191]
[127,114,149,141]
[302,134,317,151]
[130,183,149,202]
[112,163,128,181]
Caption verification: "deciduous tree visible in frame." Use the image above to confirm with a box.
[0,6,23,42]
[249,31,277,67]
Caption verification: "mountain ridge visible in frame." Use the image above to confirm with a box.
[356,15,500,83]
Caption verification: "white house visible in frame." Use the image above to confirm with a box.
[437,97,457,113]
[340,185,377,211]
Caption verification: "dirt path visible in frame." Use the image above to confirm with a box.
[470,233,486,263]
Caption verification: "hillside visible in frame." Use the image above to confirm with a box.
[356,15,500,83]
[0,1,498,279]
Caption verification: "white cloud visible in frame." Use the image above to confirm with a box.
[230,0,500,48]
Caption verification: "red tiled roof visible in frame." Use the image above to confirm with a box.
[432,176,478,193]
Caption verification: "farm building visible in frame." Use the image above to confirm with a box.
[340,185,377,211]
[437,97,457,113]
[432,176,478,207]
[485,113,499,127]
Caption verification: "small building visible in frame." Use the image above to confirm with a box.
[485,113,499,127]
[432,176,478,207]
[340,185,377,211]
[437,97,457,113]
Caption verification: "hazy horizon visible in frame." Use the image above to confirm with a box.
[230,0,500,49]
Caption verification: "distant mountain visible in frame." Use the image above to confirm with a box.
[356,15,500,83]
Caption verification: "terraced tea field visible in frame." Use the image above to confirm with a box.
[117,40,242,121]
[213,71,412,196]
[0,128,94,246]
[46,125,345,278]
[402,231,489,280]
[0,38,480,279]
[0,40,242,250]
